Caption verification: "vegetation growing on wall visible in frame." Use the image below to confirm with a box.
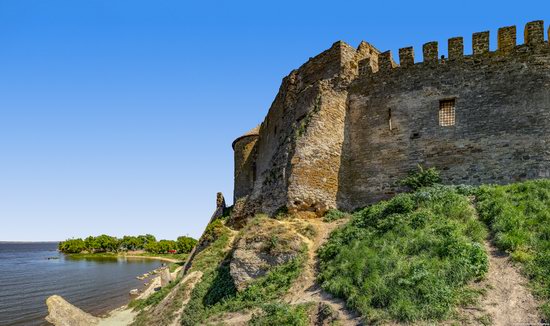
[399,165,442,191]
[476,179,550,319]
[318,186,488,323]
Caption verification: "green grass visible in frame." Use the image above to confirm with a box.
[318,186,488,323]
[180,250,306,325]
[249,302,312,326]
[323,209,349,222]
[131,273,199,326]
[128,275,181,311]
[65,252,118,259]
[476,179,550,319]
[179,221,306,325]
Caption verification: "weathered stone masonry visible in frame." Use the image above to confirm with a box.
[233,20,550,218]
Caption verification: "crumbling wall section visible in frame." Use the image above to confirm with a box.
[235,41,378,218]
[233,133,258,201]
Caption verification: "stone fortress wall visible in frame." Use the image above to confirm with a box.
[232,20,550,219]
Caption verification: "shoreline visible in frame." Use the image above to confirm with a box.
[97,264,183,325]
[46,254,185,325]
[122,254,182,263]
[63,252,185,264]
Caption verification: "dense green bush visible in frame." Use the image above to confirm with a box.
[57,238,86,253]
[400,165,442,191]
[476,179,550,318]
[318,187,488,323]
[201,219,226,243]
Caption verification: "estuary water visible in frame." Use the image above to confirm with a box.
[0,242,164,325]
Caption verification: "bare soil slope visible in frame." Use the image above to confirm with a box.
[455,240,542,326]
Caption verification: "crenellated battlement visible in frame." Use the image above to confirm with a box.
[359,20,548,77]
[233,19,550,219]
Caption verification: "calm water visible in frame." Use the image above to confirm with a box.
[0,242,164,326]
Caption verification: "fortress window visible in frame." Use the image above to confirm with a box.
[439,99,455,126]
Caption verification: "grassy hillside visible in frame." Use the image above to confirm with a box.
[178,216,307,325]
[129,178,550,325]
[318,186,488,323]
[477,179,550,318]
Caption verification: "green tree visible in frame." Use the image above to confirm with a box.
[145,240,178,254]
[120,236,141,251]
[84,236,98,252]
[137,234,156,248]
[144,241,159,253]
[176,236,197,254]
[93,234,119,252]
[58,238,86,253]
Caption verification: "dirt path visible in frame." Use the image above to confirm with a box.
[283,218,363,325]
[452,201,541,325]
[457,240,542,325]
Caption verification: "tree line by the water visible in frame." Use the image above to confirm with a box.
[57,234,197,254]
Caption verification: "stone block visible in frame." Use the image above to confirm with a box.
[524,20,544,45]
[379,51,396,71]
[498,26,516,52]
[473,31,490,56]
[399,47,414,67]
[448,37,464,60]
[423,42,438,63]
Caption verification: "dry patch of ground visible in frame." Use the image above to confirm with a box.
[138,270,203,326]
[282,217,363,325]
[453,240,542,326]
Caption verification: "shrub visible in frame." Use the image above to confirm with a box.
[201,219,225,243]
[323,209,348,222]
[299,224,317,239]
[318,187,488,323]
[400,165,442,191]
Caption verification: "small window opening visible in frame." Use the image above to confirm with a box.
[388,108,392,130]
[439,99,455,126]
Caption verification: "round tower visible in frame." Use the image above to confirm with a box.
[232,126,260,202]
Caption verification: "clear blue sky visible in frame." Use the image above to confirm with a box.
[0,0,547,241]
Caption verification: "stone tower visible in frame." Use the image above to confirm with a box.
[233,20,550,219]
